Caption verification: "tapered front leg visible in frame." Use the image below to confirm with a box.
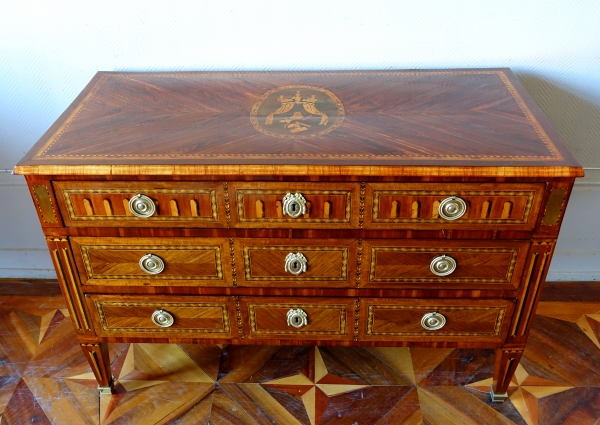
[491,348,523,402]
[80,342,114,395]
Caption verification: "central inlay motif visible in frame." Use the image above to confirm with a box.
[250,85,344,138]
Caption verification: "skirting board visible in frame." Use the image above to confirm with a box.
[0,171,598,280]
[0,249,55,279]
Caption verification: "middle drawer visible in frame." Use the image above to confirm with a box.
[71,237,232,286]
[233,238,358,288]
[361,240,530,290]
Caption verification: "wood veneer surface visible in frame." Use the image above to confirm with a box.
[14,69,583,177]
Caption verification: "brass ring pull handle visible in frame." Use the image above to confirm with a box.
[287,308,308,328]
[282,192,307,218]
[139,253,165,274]
[430,255,457,276]
[285,253,308,275]
[129,194,156,218]
[151,309,174,327]
[421,312,446,330]
[438,196,467,220]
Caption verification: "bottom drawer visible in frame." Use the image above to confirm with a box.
[87,295,237,338]
[360,298,514,342]
[239,297,355,340]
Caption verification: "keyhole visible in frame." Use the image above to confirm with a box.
[291,203,297,212]
[293,316,300,325]
[293,261,298,269]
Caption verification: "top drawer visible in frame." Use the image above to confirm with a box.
[53,181,227,228]
[364,183,545,230]
[229,182,360,229]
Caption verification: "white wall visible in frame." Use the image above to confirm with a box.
[1,1,599,280]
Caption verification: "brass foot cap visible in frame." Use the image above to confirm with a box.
[98,385,114,395]
[490,384,508,403]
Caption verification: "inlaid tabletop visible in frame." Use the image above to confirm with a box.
[15,69,583,176]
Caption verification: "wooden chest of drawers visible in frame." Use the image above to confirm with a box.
[14,69,583,402]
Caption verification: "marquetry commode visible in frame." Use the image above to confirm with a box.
[15,70,583,402]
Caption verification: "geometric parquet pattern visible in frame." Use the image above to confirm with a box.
[2,295,600,424]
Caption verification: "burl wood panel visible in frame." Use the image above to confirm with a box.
[229,182,360,229]
[14,70,583,177]
[364,182,545,230]
[53,181,226,228]
[70,237,231,286]
[360,298,514,342]
[87,294,236,338]
[234,238,358,288]
[361,239,529,290]
[239,296,355,340]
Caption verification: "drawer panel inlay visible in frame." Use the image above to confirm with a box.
[89,295,235,338]
[229,182,359,228]
[71,237,230,286]
[361,298,513,340]
[240,297,354,339]
[54,181,225,227]
[234,239,357,287]
[365,183,545,230]
[362,240,528,289]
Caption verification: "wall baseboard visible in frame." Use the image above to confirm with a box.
[0,249,55,279]
[547,253,599,281]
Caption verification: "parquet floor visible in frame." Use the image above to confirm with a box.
[1,283,600,424]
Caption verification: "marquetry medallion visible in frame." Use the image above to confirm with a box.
[250,85,344,138]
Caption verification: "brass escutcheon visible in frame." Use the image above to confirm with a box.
[282,192,307,218]
[284,252,308,275]
[287,308,308,328]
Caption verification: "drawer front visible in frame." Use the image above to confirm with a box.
[240,297,354,340]
[360,298,514,342]
[234,239,357,288]
[364,183,545,230]
[71,237,231,286]
[362,240,529,290]
[53,181,226,228]
[88,295,236,338]
[229,182,360,229]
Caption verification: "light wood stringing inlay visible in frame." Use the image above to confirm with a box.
[372,190,537,224]
[243,245,349,281]
[541,188,568,226]
[236,189,352,224]
[32,185,58,223]
[223,181,232,228]
[368,247,520,283]
[62,188,219,222]
[79,244,223,281]
[366,305,506,337]
[248,303,347,336]
[95,301,231,334]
